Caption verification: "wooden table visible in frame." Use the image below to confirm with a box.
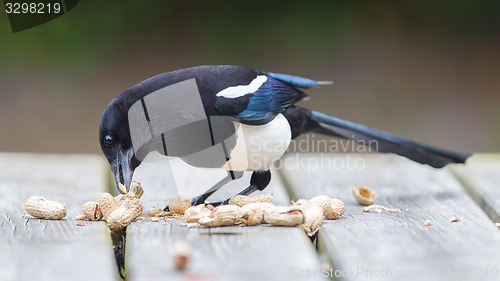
[1,152,499,281]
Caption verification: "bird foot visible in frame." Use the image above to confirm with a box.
[162,197,230,211]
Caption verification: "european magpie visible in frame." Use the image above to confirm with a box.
[99,65,471,208]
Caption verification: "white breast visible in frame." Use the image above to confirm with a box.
[221,114,291,171]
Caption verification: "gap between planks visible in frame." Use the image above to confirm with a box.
[0,153,118,281]
[125,158,328,281]
[279,152,500,281]
[449,153,500,225]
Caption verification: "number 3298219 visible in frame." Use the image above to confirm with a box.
[5,2,62,14]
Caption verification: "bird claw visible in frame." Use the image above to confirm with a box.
[163,197,230,212]
[190,196,206,206]
[204,198,229,207]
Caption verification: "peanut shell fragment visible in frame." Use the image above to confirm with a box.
[169,196,191,215]
[115,181,144,205]
[362,205,399,212]
[128,181,144,199]
[352,186,377,206]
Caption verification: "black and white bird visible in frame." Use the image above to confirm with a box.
[99,65,470,208]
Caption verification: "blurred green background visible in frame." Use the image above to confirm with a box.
[1,1,499,154]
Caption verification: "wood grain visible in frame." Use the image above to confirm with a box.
[127,158,327,281]
[450,153,500,223]
[0,153,117,281]
[280,153,500,281]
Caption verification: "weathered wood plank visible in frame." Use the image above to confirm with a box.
[126,158,327,281]
[280,153,500,281]
[0,153,117,281]
[450,153,500,223]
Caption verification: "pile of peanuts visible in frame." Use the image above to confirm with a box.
[80,181,144,232]
[24,180,346,236]
[170,194,344,236]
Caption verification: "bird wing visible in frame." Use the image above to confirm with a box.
[214,74,308,125]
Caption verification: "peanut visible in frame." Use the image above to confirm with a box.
[309,195,344,220]
[238,202,274,226]
[98,193,120,220]
[25,196,67,220]
[114,194,129,206]
[293,196,344,220]
[198,205,241,227]
[264,206,304,226]
[172,241,191,270]
[106,197,144,232]
[169,196,191,215]
[292,199,309,206]
[184,204,212,223]
[300,205,324,236]
[352,186,377,206]
[327,199,345,219]
[228,194,273,207]
[82,201,103,221]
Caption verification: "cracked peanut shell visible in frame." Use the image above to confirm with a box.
[82,201,103,221]
[310,195,344,220]
[185,204,212,223]
[352,186,377,206]
[169,196,191,215]
[300,205,324,236]
[264,206,304,226]
[238,202,274,226]
[198,205,241,227]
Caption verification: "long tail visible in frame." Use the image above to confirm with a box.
[309,110,471,168]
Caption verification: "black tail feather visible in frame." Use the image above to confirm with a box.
[310,110,471,168]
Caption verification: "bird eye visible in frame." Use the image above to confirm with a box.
[104,135,114,147]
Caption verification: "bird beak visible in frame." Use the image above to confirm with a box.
[111,146,135,194]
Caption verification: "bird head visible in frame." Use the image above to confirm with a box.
[99,99,141,194]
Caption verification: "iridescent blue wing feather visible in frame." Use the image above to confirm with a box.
[215,76,307,125]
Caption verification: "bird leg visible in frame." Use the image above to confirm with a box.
[163,170,243,211]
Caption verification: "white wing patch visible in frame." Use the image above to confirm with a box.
[216,75,268,99]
